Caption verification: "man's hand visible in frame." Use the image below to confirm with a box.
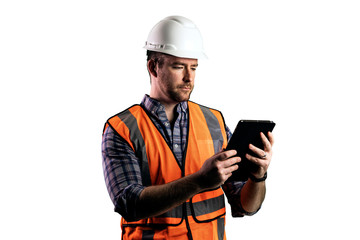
[137,150,240,219]
[246,131,275,179]
[195,150,241,190]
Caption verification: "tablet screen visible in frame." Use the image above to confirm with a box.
[226,120,275,182]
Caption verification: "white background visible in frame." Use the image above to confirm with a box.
[1,0,359,239]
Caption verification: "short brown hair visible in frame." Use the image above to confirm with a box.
[146,50,172,68]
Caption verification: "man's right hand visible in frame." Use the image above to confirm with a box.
[136,150,241,219]
[195,150,241,190]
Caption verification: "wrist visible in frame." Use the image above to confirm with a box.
[187,172,206,192]
[249,172,267,182]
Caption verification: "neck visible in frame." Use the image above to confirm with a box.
[162,102,177,124]
[149,94,178,124]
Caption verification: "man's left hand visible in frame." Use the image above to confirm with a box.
[246,131,275,179]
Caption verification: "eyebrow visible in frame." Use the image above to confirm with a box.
[172,62,198,67]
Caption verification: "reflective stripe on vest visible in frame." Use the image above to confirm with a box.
[104,101,228,227]
[121,217,226,240]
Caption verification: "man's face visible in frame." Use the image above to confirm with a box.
[155,55,198,104]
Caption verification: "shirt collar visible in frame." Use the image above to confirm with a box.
[141,94,188,117]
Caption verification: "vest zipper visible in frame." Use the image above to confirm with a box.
[182,110,193,239]
[183,204,193,240]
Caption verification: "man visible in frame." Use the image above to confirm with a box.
[102,16,274,239]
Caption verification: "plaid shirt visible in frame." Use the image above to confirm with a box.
[102,95,251,221]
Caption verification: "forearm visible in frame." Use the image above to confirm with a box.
[135,150,241,219]
[239,131,274,213]
[240,180,266,213]
[135,173,202,219]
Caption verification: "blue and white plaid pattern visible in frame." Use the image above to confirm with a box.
[102,95,247,220]
[141,95,188,167]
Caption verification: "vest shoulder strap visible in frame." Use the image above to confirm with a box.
[188,101,228,151]
[104,104,152,186]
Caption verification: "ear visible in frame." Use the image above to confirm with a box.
[147,59,157,78]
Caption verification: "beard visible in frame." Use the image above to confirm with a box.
[157,73,194,103]
[169,84,194,102]
[167,84,194,102]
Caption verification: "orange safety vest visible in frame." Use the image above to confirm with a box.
[104,101,228,240]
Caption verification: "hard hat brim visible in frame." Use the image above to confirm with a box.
[144,46,207,60]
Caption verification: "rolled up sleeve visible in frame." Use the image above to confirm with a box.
[102,126,145,221]
[223,125,260,217]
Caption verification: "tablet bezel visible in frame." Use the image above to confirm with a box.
[225,120,276,182]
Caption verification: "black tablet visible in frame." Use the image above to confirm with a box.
[225,120,276,182]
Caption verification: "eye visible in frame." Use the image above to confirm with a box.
[172,65,184,70]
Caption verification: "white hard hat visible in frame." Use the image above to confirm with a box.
[144,16,207,59]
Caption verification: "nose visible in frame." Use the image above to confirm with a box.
[183,67,195,82]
